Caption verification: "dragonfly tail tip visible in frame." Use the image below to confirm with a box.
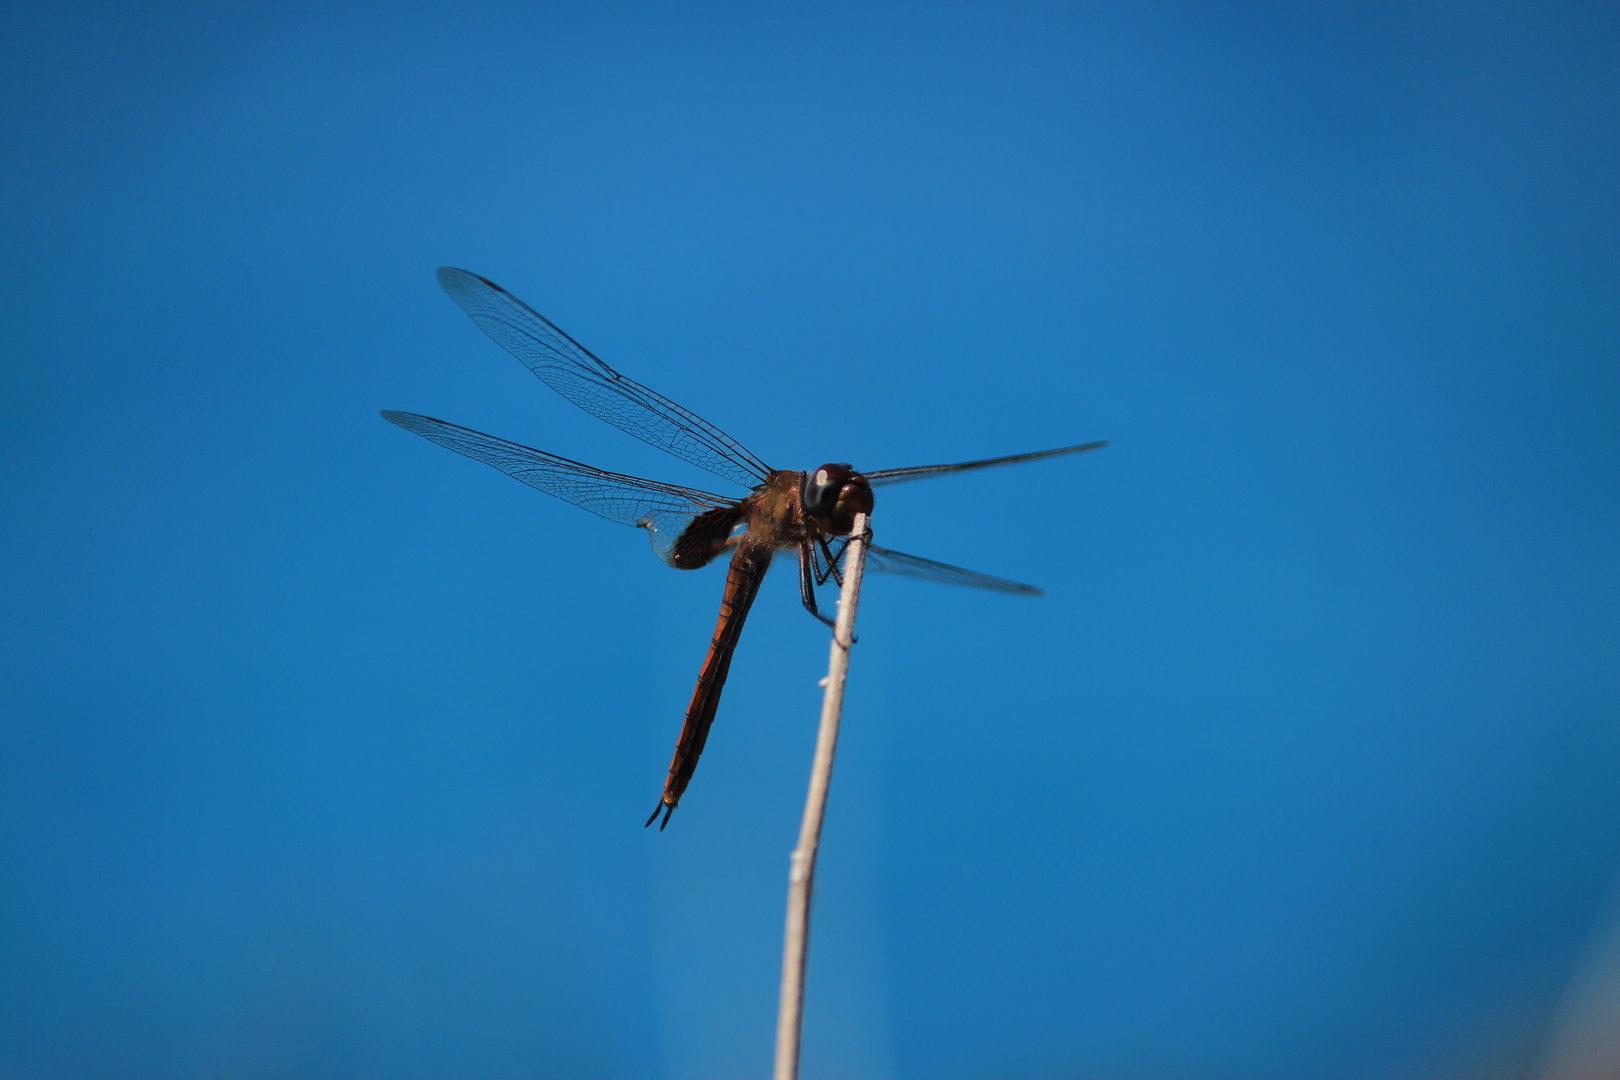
[645,799,675,830]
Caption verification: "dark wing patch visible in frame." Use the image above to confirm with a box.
[667,506,746,570]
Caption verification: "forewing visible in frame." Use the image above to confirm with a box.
[864,441,1107,488]
[830,540,1042,595]
[436,268,774,488]
[382,411,739,567]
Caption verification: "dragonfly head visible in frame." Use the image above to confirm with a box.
[802,463,874,535]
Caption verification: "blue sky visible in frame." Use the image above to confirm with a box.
[2,2,1617,1077]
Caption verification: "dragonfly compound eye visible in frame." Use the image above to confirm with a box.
[802,464,853,520]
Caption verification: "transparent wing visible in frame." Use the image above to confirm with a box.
[382,411,740,567]
[864,441,1107,488]
[436,268,774,489]
[826,539,1041,595]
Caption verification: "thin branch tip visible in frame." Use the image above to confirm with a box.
[773,513,870,1080]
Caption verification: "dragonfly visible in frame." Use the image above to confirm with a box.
[384,268,1106,829]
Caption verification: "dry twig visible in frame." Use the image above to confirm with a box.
[773,513,871,1080]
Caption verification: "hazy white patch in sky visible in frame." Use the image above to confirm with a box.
[1534,872,1620,1080]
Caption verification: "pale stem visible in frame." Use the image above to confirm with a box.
[773,513,871,1080]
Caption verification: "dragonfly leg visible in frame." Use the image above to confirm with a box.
[798,544,837,629]
[816,537,845,587]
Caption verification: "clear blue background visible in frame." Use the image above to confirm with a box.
[3,3,1617,1077]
